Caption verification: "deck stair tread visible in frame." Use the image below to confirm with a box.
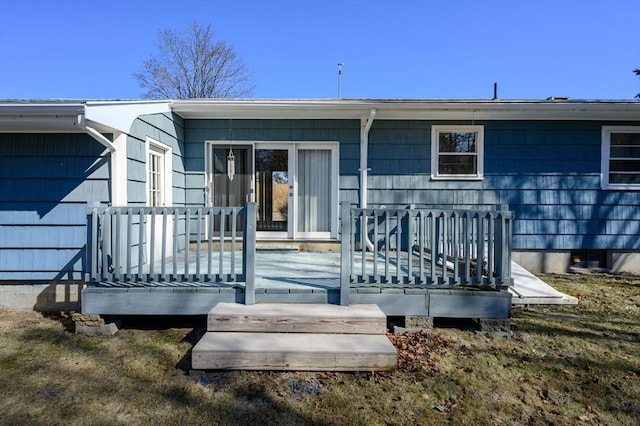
[192,332,397,371]
[192,303,397,371]
[208,302,386,334]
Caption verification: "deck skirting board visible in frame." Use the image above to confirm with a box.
[82,285,511,318]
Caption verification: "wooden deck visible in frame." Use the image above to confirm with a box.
[83,205,514,318]
[81,251,512,318]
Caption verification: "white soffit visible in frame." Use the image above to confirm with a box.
[0,100,171,133]
[84,100,171,133]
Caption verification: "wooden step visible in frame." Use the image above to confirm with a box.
[192,332,397,371]
[208,303,387,334]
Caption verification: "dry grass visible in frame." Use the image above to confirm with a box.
[1,273,639,425]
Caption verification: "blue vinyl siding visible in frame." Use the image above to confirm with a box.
[365,120,640,250]
[183,119,360,206]
[180,118,640,251]
[127,112,186,206]
[0,133,109,280]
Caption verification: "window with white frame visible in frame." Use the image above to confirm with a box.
[146,138,173,206]
[601,126,640,189]
[431,125,484,179]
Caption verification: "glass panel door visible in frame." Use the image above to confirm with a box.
[255,148,289,232]
[297,149,331,233]
[207,143,253,235]
[210,145,252,207]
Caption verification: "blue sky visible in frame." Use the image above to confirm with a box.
[0,0,638,100]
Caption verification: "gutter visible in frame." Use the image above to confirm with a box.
[360,108,376,209]
[360,108,376,251]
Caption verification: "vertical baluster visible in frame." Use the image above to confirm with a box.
[207,208,213,281]
[149,208,156,282]
[90,209,99,282]
[360,211,366,282]
[161,207,167,282]
[172,208,178,281]
[487,212,494,285]
[506,213,513,287]
[441,212,448,285]
[373,210,378,282]
[429,212,436,285]
[184,208,191,280]
[407,210,413,284]
[395,211,402,284]
[196,208,202,281]
[350,210,355,283]
[452,212,459,285]
[464,213,471,283]
[219,208,225,281]
[476,213,484,286]
[103,208,111,282]
[418,211,424,284]
[384,210,390,283]
[126,208,132,280]
[137,208,145,282]
[114,209,121,282]
[231,208,237,280]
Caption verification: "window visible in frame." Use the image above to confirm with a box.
[431,125,484,179]
[146,138,173,206]
[148,146,163,206]
[602,126,640,190]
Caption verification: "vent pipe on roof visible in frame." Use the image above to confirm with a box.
[493,82,498,100]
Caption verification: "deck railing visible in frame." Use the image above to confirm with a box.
[340,203,513,305]
[86,205,257,303]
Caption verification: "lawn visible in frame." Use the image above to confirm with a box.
[1,274,639,425]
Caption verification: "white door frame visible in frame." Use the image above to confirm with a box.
[293,142,339,240]
[205,140,339,240]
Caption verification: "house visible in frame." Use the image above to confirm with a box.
[1,98,638,317]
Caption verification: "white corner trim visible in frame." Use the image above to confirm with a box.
[111,132,128,206]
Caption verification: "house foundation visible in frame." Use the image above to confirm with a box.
[0,282,82,311]
[513,250,640,274]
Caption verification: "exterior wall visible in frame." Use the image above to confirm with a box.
[183,118,640,268]
[183,119,361,207]
[0,113,184,310]
[366,120,640,254]
[0,133,110,284]
[127,112,186,206]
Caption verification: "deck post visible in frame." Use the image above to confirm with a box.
[243,202,257,305]
[340,201,351,306]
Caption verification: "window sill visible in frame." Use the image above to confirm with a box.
[601,184,640,191]
[430,175,484,181]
